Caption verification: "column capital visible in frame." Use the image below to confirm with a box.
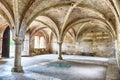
[57,41,63,44]
[14,38,24,45]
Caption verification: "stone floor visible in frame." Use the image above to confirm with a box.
[0,54,119,80]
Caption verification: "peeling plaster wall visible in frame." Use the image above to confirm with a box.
[51,40,115,57]
[74,41,115,57]
[51,28,115,57]
[22,34,30,56]
[29,36,35,56]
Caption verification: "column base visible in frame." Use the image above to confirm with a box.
[11,66,24,73]
[118,68,120,74]
[58,56,63,60]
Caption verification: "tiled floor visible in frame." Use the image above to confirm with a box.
[0,54,111,80]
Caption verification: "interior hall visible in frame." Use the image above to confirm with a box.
[0,0,119,80]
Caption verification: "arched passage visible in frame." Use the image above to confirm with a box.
[2,26,10,58]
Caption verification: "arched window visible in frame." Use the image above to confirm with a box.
[34,36,40,48]
[40,36,46,48]
[34,36,46,49]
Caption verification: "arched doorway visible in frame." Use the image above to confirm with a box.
[2,27,10,58]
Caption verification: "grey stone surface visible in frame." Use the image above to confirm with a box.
[0,54,119,80]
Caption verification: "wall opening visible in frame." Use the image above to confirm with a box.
[2,27,10,58]
[40,36,46,48]
[34,36,46,49]
[10,30,15,57]
[34,36,40,48]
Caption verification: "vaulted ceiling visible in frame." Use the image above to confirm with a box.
[0,0,119,41]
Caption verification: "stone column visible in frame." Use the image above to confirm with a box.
[57,41,63,60]
[75,42,79,55]
[11,39,24,72]
[115,40,120,71]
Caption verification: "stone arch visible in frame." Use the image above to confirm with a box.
[0,1,14,28]
[76,23,114,41]
[76,26,114,57]
[29,27,49,56]
[28,15,59,42]
[62,18,116,41]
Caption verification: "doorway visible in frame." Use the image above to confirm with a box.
[2,27,10,58]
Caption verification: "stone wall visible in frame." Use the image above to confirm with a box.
[51,41,115,57]
[30,48,48,56]
[29,35,49,56]
[51,28,115,57]
[106,58,120,80]
[22,34,30,56]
